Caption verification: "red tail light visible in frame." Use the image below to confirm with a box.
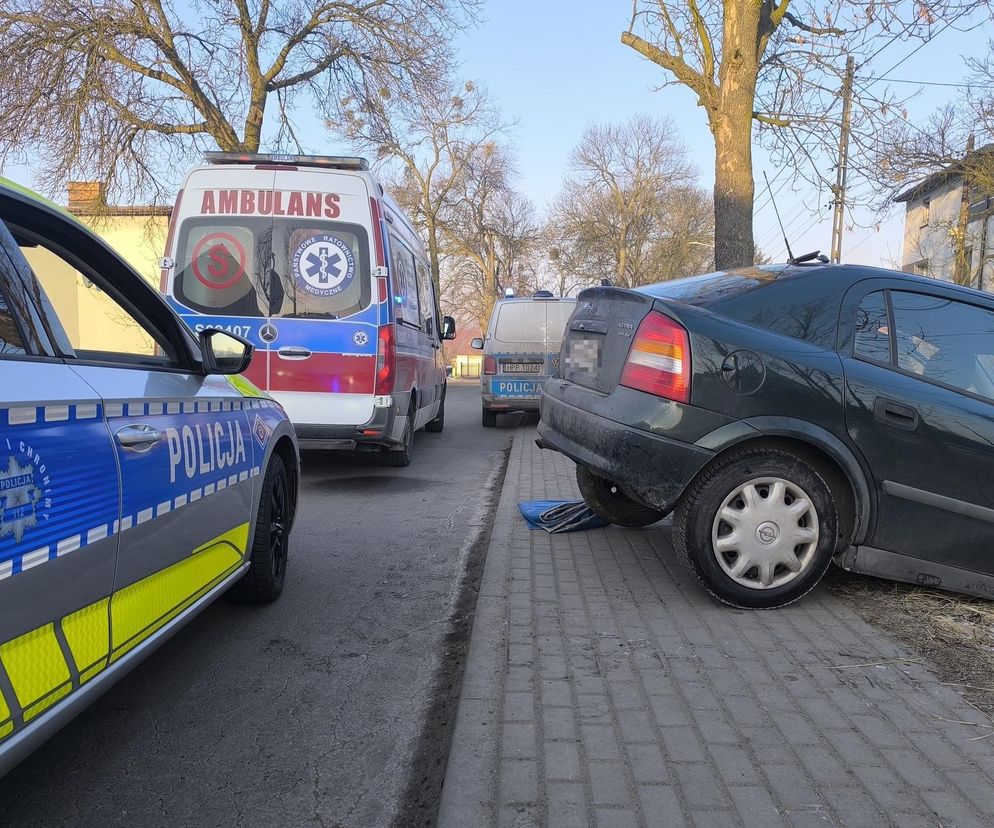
[374,324,396,394]
[484,355,497,375]
[369,197,386,267]
[620,311,691,402]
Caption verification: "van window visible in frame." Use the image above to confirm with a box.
[390,235,420,328]
[493,301,576,345]
[415,259,434,332]
[174,218,371,320]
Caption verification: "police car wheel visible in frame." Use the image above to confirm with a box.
[482,407,497,428]
[575,465,667,528]
[425,392,445,433]
[228,454,289,604]
[383,410,414,467]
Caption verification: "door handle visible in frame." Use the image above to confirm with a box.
[873,398,919,430]
[116,424,164,451]
[277,347,312,360]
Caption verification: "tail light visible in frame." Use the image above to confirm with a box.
[369,197,386,267]
[374,324,396,394]
[620,311,691,402]
[484,355,497,375]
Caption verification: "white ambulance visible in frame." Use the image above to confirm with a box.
[160,153,456,466]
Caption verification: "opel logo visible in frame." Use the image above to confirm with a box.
[756,522,780,545]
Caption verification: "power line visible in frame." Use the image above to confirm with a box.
[857,19,956,90]
[856,76,972,89]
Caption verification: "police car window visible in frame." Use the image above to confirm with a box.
[20,240,178,365]
[174,218,371,320]
[853,291,892,365]
[390,236,420,328]
[0,284,26,356]
[546,303,576,344]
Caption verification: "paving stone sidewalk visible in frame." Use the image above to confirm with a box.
[437,425,994,828]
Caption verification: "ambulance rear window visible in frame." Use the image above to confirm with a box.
[174,218,371,319]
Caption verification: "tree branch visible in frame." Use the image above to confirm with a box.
[620,30,708,100]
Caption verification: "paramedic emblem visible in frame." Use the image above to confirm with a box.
[353,330,369,347]
[253,414,272,448]
[291,234,356,298]
[0,450,50,544]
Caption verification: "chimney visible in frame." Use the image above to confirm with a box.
[67,181,107,213]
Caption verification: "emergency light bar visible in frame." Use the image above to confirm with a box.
[204,152,370,171]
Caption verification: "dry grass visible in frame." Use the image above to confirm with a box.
[824,567,994,714]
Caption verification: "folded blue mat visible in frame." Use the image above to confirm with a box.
[518,500,609,533]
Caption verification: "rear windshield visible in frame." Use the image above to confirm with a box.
[493,301,576,345]
[174,217,371,319]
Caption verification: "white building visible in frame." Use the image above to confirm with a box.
[895,147,993,290]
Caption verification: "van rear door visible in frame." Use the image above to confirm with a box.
[267,168,379,426]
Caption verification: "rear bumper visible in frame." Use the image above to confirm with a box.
[537,389,716,513]
[483,391,540,413]
[294,391,409,450]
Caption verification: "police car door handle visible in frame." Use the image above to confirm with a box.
[116,424,164,451]
[277,347,312,360]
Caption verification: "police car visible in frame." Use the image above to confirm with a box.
[0,179,299,776]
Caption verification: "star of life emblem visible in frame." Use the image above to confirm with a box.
[0,456,43,544]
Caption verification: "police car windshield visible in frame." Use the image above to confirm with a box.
[174,218,371,320]
[494,301,576,345]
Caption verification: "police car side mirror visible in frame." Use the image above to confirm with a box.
[442,316,457,341]
[199,328,254,375]
[470,337,484,350]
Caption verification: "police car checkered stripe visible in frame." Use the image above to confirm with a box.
[0,399,277,428]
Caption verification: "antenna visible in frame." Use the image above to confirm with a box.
[764,171,794,263]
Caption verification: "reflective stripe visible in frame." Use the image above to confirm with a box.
[0,624,71,721]
[61,599,110,683]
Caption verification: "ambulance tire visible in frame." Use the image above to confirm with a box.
[425,390,445,433]
[384,409,414,467]
[228,453,289,604]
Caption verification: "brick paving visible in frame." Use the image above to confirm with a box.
[437,426,994,827]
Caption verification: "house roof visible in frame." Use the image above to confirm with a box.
[893,143,994,204]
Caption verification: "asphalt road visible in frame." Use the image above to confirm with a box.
[0,382,516,827]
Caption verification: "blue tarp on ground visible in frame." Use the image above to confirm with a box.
[517,500,609,533]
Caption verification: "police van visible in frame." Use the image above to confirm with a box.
[0,178,299,776]
[472,291,576,426]
[160,154,456,466]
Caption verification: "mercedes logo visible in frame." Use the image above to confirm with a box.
[260,323,278,344]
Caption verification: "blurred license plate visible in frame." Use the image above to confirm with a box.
[504,362,541,373]
[567,337,601,372]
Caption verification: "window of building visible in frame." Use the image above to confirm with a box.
[921,197,931,227]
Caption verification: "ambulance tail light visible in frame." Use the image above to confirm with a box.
[484,355,497,375]
[374,324,396,394]
[619,311,691,403]
[159,188,183,294]
[369,198,386,267]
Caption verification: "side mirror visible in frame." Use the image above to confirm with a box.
[442,315,457,340]
[199,328,254,375]
[470,337,484,350]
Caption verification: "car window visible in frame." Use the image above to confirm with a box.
[390,236,420,328]
[19,237,179,367]
[415,259,434,333]
[493,302,576,345]
[853,291,891,364]
[0,283,26,355]
[890,291,994,400]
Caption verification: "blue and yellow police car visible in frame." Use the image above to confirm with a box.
[0,179,299,776]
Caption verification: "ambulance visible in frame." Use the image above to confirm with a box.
[160,154,456,466]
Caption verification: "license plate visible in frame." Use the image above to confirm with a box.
[566,337,602,372]
[503,362,541,373]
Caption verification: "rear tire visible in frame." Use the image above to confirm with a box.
[227,453,290,604]
[482,407,497,428]
[672,448,838,609]
[425,391,445,433]
[575,465,666,527]
[384,409,414,467]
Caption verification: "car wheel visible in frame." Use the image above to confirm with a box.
[425,391,445,433]
[575,465,666,527]
[227,453,290,604]
[672,448,838,609]
[384,409,414,467]
[482,407,497,428]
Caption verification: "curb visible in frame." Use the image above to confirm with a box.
[435,429,522,826]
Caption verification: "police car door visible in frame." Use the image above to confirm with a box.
[15,215,256,665]
[0,217,120,746]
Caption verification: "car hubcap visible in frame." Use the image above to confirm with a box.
[270,472,287,581]
[711,476,819,590]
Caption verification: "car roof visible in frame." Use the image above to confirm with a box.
[0,177,95,235]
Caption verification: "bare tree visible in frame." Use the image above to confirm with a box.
[340,77,508,293]
[0,0,476,201]
[546,115,712,289]
[621,1,988,270]
[442,143,540,330]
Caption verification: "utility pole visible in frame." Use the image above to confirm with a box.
[830,55,855,264]
[954,132,976,286]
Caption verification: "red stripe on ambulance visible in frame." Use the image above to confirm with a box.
[268,352,376,394]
